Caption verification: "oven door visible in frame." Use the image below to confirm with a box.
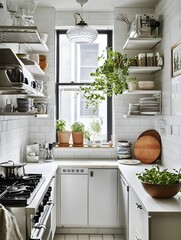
[30,202,54,240]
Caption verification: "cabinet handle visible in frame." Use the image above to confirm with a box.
[136,203,142,209]
[90,171,93,177]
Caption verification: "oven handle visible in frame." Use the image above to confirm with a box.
[29,201,54,240]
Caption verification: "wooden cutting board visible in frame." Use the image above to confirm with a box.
[134,135,161,163]
[138,129,161,161]
[138,129,161,144]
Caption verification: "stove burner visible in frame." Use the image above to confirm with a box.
[0,173,43,206]
[7,185,27,193]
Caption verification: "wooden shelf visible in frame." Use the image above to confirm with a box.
[123,90,161,95]
[123,37,161,50]
[20,59,45,76]
[129,66,161,74]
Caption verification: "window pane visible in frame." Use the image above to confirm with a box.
[57,30,112,143]
[58,87,107,143]
[58,34,108,83]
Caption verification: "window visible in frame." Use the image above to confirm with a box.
[56,30,112,143]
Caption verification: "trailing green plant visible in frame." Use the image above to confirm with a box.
[71,122,85,132]
[136,165,181,185]
[79,48,135,110]
[56,119,67,132]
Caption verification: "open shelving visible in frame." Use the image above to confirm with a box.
[129,66,161,74]
[123,37,161,50]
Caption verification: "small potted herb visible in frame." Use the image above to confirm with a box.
[136,165,181,198]
[84,130,93,147]
[71,122,85,147]
[56,119,71,147]
[126,76,138,91]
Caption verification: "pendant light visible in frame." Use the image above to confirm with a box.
[66,0,98,44]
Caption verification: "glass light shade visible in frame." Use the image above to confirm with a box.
[66,23,98,44]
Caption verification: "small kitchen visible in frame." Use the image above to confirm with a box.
[1,0,181,240]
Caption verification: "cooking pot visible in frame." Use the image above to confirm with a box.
[0,160,26,179]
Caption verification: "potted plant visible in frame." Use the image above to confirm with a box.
[56,119,71,147]
[79,48,135,111]
[126,76,138,91]
[136,165,181,199]
[71,122,85,147]
[90,118,103,146]
[84,130,93,147]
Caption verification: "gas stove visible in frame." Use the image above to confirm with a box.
[0,173,45,206]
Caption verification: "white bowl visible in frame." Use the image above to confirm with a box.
[138,81,155,90]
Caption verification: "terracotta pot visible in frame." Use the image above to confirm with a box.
[72,132,84,147]
[141,181,181,199]
[57,131,71,147]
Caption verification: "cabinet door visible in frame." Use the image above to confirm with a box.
[129,189,149,240]
[89,169,118,226]
[60,174,88,226]
[119,173,129,240]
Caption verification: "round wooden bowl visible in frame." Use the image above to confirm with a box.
[141,181,181,199]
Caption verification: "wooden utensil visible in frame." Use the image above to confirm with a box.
[134,135,161,163]
[138,129,161,160]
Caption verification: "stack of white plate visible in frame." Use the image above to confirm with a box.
[139,97,160,115]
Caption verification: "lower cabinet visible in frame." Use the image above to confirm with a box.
[129,188,149,240]
[129,187,181,240]
[89,168,119,226]
[119,172,129,240]
[59,168,119,227]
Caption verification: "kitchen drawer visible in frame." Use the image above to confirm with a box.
[129,188,149,240]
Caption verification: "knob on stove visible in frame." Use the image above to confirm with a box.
[39,204,44,212]
[34,214,39,223]
[43,197,49,205]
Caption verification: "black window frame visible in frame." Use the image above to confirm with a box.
[56,29,113,142]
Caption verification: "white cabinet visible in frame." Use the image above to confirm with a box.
[60,168,88,226]
[129,188,149,240]
[59,168,119,227]
[89,169,119,226]
[119,172,129,240]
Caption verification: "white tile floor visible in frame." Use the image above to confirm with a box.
[54,234,124,240]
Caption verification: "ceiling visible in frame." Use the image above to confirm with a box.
[37,0,159,11]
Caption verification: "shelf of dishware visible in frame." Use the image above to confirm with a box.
[123,37,162,50]
[129,66,161,74]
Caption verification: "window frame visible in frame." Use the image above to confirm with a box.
[56,29,113,142]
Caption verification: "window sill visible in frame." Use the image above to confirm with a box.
[55,144,114,149]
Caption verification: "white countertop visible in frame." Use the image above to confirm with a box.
[24,159,118,176]
[118,163,181,215]
[24,159,181,215]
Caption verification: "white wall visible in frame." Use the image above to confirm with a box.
[1,1,181,164]
[154,0,181,168]
[0,5,56,163]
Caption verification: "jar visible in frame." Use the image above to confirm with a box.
[146,53,154,66]
[138,53,146,66]
[117,141,132,159]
